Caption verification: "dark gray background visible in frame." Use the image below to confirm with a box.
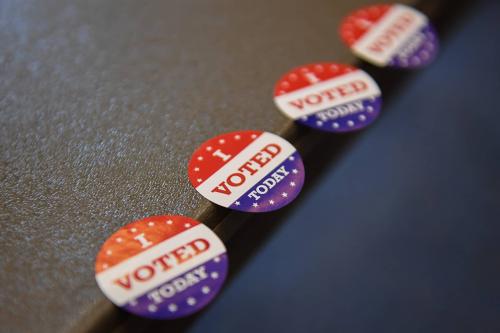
[0,0,383,331]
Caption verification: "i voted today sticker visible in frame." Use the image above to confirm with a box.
[339,4,439,68]
[188,130,305,212]
[95,215,228,319]
[274,63,382,132]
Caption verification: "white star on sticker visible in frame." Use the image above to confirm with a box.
[197,178,202,183]
[234,201,240,206]
[288,156,295,161]
[252,202,259,208]
[290,181,296,187]
[234,135,241,140]
[269,200,274,205]
[184,223,191,228]
[166,219,173,225]
[219,139,225,144]
[301,116,308,121]
[130,227,137,233]
[116,237,123,243]
[202,286,211,294]
[129,299,137,306]
[356,18,373,29]
[148,304,157,312]
[194,167,200,172]
[281,192,288,197]
[206,146,213,151]
[316,121,323,126]
[251,134,257,139]
[187,297,197,306]
[197,156,203,161]
[168,303,177,312]
[292,169,298,174]
[148,221,155,227]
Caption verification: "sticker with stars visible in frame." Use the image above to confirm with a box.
[339,4,439,68]
[95,215,228,320]
[274,63,382,132]
[188,130,305,212]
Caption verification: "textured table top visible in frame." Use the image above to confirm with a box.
[0,0,423,332]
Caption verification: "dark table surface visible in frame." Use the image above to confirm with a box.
[0,0,380,331]
[1,0,499,332]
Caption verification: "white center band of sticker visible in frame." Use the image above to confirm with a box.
[352,4,427,66]
[274,70,380,119]
[195,132,296,207]
[96,224,226,306]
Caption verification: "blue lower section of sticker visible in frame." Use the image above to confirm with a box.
[296,97,382,133]
[390,24,439,68]
[229,151,305,212]
[123,254,228,319]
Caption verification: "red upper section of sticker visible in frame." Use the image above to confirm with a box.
[95,216,198,274]
[273,63,358,97]
[339,4,392,46]
[188,130,262,187]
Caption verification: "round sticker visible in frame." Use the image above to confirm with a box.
[95,215,228,319]
[339,4,439,68]
[274,63,382,132]
[188,130,305,212]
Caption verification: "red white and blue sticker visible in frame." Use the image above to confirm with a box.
[274,63,382,132]
[340,4,439,68]
[95,215,228,319]
[188,131,304,213]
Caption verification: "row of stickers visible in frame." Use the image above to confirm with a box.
[95,4,439,320]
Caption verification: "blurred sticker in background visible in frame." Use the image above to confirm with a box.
[274,63,382,132]
[95,215,228,319]
[339,4,439,68]
[188,131,304,212]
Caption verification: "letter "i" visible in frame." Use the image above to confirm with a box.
[134,233,153,248]
[304,72,320,84]
[212,149,232,161]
